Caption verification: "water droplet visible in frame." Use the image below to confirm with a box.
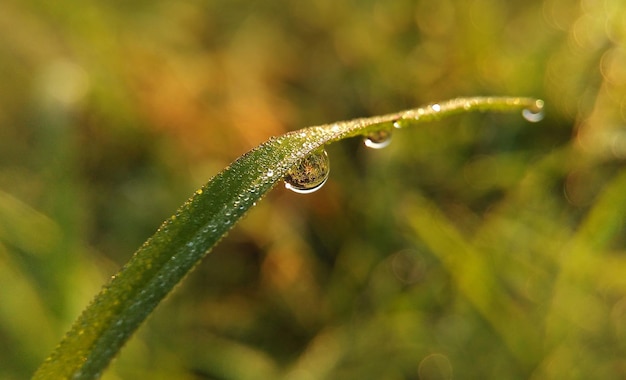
[266,169,274,177]
[195,189,203,195]
[522,99,545,123]
[363,129,392,149]
[284,149,330,194]
[393,119,402,129]
[431,103,441,112]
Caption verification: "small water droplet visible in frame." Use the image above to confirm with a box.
[393,119,402,129]
[284,149,330,194]
[431,103,441,112]
[266,169,274,177]
[195,189,203,195]
[522,99,545,123]
[363,129,392,149]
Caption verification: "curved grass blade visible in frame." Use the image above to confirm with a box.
[32,96,543,379]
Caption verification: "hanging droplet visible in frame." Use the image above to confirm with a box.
[392,119,402,129]
[364,129,392,149]
[284,149,330,194]
[522,99,545,123]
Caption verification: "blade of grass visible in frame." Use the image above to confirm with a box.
[544,168,626,341]
[32,96,542,379]
[399,193,541,369]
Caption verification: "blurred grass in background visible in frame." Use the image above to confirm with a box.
[1,0,626,378]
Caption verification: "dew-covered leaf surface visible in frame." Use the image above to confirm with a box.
[33,96,542,379]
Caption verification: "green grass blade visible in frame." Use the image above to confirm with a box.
[400,193,541,367]
[32,96,542,379]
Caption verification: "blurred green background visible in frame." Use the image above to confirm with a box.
[1,0,626,378]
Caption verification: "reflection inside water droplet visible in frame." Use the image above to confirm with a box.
[363,129,392,149]
[284,149,330,194]
[522,99,545,123]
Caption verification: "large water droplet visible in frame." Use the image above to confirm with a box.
[522,99,545,123]
[363,129,392,149]
[284,149,330,194]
